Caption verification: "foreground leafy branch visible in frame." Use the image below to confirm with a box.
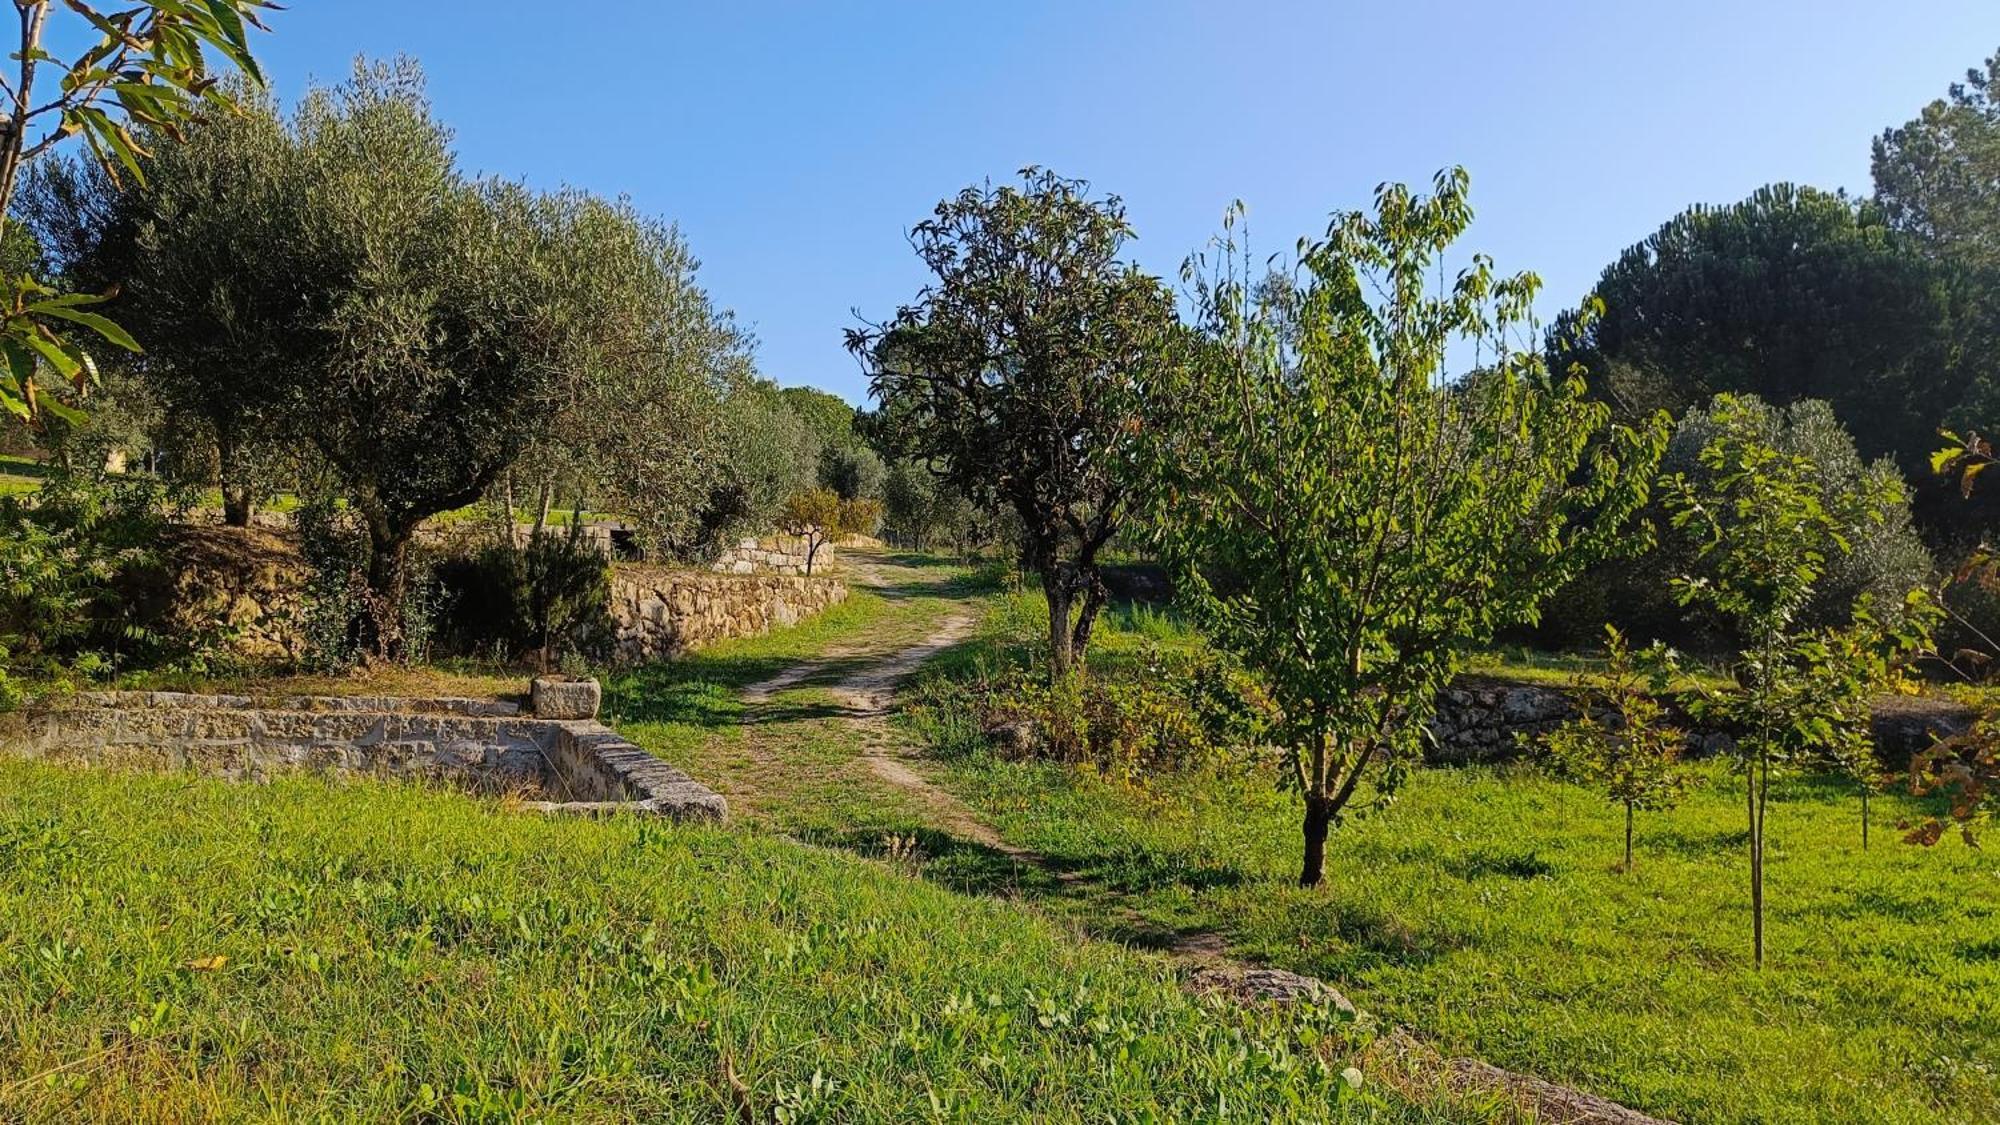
[0,0,276,424]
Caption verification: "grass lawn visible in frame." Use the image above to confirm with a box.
[898,593,2000,1125]
[0,760,1463,1123]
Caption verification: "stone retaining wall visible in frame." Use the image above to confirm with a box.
[709,534,827,576]
[0,691,725,819]
[608,565,848,663]
[1428,676,1977,767]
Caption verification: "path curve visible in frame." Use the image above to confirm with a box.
[733,551,1671,1125]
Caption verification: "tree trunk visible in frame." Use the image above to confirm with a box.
[1624,802,1635,872]
[1299,793,1334,887]
[360,514,414,661]
[1043,571,1073,681]
[1069,577,1106,663]
[1748,763,1766,969]
[216,429,254,527]
[805,533,821,576]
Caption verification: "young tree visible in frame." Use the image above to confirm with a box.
[1664,393,1921,966]
[1141,171,1666,887]
[779,487,878,575]
[0,1,277,427]
[1796,604,1931,851]
[1539,627,1689,871]
[849,168,1180,678]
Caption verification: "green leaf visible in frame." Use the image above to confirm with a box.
[29,305,140,352]
[19,329,82,381]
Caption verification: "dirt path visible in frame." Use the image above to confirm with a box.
[731,550,1670,1125]
[740,555,1005,847]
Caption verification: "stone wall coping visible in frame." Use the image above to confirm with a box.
[4,693,723,822]
[56,690,523,718]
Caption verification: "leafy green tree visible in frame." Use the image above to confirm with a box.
[818,442,884,502]
[1874,46,2000,270]
[1540,627,1690,871]
[666,376,820,561]
[1796,603,1933,851]
[779,487,878,575]
[780,385,860,453]
[1550,185,1977,475]
[1665,393,1924,965]
[0,1,276,427]
[1141,171,1665,887]
[504,191,748,557]
[850,168,1180,678]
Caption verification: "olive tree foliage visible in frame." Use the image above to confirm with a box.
[1139,170,1666,888]
[0,1,276,428]
[849,168,1181,679]
[1537,395,1934,651]
[22,85,297,523]
[1664,394,1931,967]
[1873,45,2000,271]
[665,375,820,561]
[503,192,750,557]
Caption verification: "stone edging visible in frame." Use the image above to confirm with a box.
[0,691,725,822]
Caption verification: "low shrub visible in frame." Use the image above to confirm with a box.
[0,469,199,702]
[430,523,613,668]
[913,645,1273,778]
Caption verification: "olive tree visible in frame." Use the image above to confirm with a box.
[850,168,1180,678]
[505,191,747,556]
[24,88,299,523]
[1140,171,1665,887]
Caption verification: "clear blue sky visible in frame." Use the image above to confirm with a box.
[248,1,1999,404]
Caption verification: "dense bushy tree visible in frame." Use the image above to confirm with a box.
[1550,185,1978,475]
[1534,396,1933,650]
[24,87,298,523]
[504,192,748,556]
[851,168,1180,677]
[780,385,861,453]
[1874,46,2000,270]
[670,376,821,560]
[1141,172,1664,887]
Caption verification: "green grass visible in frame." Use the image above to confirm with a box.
[870,586,2000,1124]
[892,595,2000,1124]
[926,756,2000,1124]
[0,760,1455,1122]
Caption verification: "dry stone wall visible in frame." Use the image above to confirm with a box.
[0,691,725,819]
[709,535,827,576]
[608,565,847,663]
[1427,676,1976,767]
